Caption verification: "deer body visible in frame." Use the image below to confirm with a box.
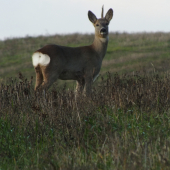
[32,7,113,95]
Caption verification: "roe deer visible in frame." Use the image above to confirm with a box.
[32,6,113,96]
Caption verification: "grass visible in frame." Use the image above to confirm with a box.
[0,32,170,169]
[1,72,170,169]
[0,32,170,85]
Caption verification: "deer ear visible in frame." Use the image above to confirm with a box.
[105,8,113,22]
[88,11,97,24]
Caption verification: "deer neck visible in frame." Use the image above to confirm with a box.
[92,35,109,60]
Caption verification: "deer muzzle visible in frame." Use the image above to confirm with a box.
[100,28,107,35]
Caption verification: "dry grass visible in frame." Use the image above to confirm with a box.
[1,72,170,169]
[0,32,170,169]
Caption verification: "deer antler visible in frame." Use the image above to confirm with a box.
[101,5,104,18]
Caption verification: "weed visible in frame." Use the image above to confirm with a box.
[0,72,170,169]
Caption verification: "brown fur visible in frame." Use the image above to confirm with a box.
[32,7,113,96]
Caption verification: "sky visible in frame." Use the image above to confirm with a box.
[0,0,170,40]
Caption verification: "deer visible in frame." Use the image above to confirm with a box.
[32,6,113,96]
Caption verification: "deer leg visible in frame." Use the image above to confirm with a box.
[40,66,59,90]
[84,76,93,97]
[34,66,43,90]
[76,78,85,95]
[40,74,58,90]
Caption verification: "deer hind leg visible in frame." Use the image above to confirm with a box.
[34,65,43,90]
[40,66,59,90]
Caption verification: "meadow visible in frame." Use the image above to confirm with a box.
[0,32,170,83]
[0,32,170,169]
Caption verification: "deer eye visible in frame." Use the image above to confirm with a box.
[96,24,99,26]
[106,23,109,26]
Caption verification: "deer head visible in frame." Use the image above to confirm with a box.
[88,6,113,39]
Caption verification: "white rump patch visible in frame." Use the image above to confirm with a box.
[93,74,99,82]
[32,52,50,67]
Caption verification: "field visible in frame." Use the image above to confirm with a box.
[0,32,170,169]
[0,32,170,84]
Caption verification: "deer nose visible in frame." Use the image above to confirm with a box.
[100,28,107,34]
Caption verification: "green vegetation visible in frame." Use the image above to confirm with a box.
[1,73,170,169]
[0,32,170,84]
[0,32,170,169]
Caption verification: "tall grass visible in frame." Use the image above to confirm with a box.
[1,72,170,169]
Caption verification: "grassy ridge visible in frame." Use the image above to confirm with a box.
[0,32,170,85]
[0,32,170,169]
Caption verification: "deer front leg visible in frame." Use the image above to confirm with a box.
[76,78,85,94]
[84,76,93,97]
[75,78,85,100]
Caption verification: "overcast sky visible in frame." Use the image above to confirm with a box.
[0,0,170,40]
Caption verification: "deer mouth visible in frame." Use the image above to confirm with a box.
[100,28,107,35]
